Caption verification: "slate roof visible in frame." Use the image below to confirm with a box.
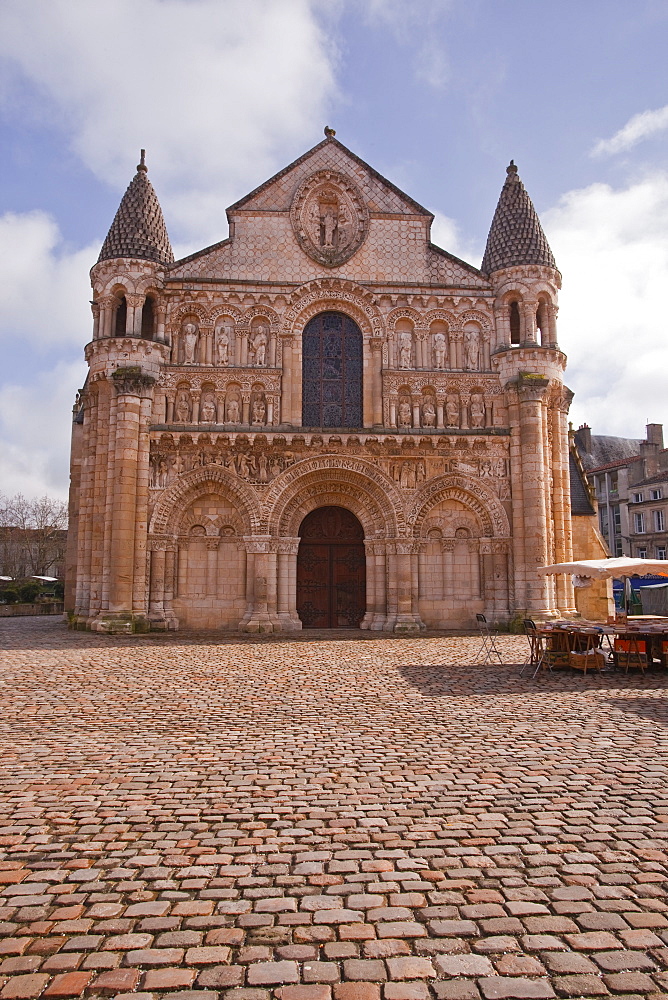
[569,452,595,516]
[481,161,556,274]
[98,152,174,265]
[578,435,643,472]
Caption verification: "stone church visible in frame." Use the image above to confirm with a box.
[66,131,576,632]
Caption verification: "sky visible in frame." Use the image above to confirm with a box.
[1,0,667,501]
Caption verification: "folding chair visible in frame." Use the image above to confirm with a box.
[520,619,543,677]
[475,613,503,664]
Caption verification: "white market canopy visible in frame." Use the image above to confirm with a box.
[31,575,59,582]
[539,557,668,580]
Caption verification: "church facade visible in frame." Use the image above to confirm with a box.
[66,133,576,632]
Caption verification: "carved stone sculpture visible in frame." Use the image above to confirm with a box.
[433,332,447,370]
[226,397,241,423]
[249,324,268,366]
[182,322,199,365]
[446,394,460,428]
[215,321,232,366]
[470,393,485,428]
[175,389,191,422]
[200,393,217,423]
[398,330,413,369]
[398,400,412,427]
[464,328,479,370]
[251,396,266,426]
[422,399,436,427]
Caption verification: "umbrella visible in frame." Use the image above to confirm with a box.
[539,557,668,612]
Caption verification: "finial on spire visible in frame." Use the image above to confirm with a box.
[507,159,518,175]
[324,126,336,138]
[137,149,147,173]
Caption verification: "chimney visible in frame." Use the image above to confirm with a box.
[646,423,663,447]
[574,423,591,454]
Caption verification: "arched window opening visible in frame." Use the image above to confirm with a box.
[114,296,127,337]
[509,301,521,345]
[141,296,155,340]
[302,311,363,428]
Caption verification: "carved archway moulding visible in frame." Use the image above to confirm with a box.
[409,474,510,537]
[459,309,492,334]
[166,302,211,333]
[238,305,282,332]
[210,305,243,326]
[149,466,261,535]
[425,309,458,330]
[283,278,383,340]
[386,307,425,333]
[265,455,405,538]
[291,169,369,267]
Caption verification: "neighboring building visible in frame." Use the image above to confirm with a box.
[568,433,613,620]
[574,423,668,561]
[67,133,578,632]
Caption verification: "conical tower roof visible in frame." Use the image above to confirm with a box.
[98,151,174,265]
[481,161,556,274]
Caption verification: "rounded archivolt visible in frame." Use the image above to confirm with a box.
[149,466,261,536]
[291,170,369,267]
[408,474,510,538]
[265,457,405,539]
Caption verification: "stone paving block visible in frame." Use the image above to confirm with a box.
[551,974,609,996]
[2,624,668,1000]
[478,978,556,999]
[41,971,93,996]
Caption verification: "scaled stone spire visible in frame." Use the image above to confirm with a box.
[98,150,174,265]
[481,161,556,274]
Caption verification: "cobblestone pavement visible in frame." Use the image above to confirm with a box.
[1,618,667,1000]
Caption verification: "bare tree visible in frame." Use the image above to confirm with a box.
[0,493,68,578]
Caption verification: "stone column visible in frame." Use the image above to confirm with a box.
[389,397,397,428]
[156,304,167,344]
[412,398,421,428]
[240,536,281,633]
[451,332,462,369]
[443,539,455,602]
[361,540,377,630]
[164,547,178,627]
[523,300,538,344]
[493,301,511,350]
[91,301,101,340]
[149,544,166,618]
[369,338,383,427]
[206,538,219,596]
[124,293,143,337]
[277,538,301,630]
[132,393,152,613]
[436,398,445,429]
[241,393,251,425]
[98,295,115,340]
[92,370,155,631]
[514,376,551,612]
[393,539,424,632]
[281,336,294,427]
[469,539,481,599]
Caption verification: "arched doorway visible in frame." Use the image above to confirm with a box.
[302,311,363,428]
[296,506,366,628]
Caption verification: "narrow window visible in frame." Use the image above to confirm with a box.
[141,297,155,340]
[114,296,127,337]
[634,512,645,534]
[654,509,665,532]
[509,301,521,345]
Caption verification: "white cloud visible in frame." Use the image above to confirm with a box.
[0,210,95,349]
[543,173,668,438]
[592,104,668,157]
[430,210,482,264]
[360,0,451,89]
[0,360,85,500]
[0,0,337,247]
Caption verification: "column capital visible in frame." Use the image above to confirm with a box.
[112,367,156,397]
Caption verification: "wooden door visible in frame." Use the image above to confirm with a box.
[296,506,366,628]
